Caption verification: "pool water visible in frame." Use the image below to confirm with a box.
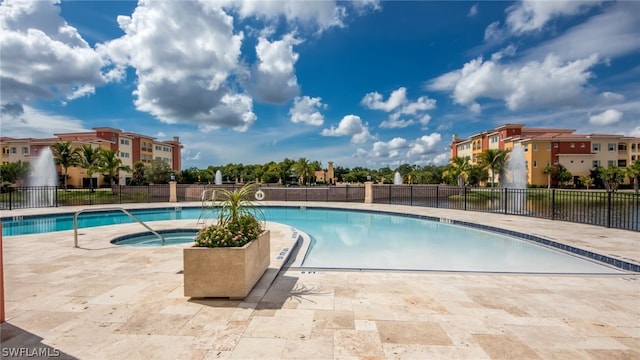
[2,207,621,273]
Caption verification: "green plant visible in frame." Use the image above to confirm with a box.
[195,183,265,248]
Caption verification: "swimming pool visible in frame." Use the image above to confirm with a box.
[1,206,623,273]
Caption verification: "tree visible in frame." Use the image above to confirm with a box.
[51,141,81,190]
[98,149,131,192]
[580,175,594,190]
[130,161,147,185]
[556,164,573,187]
[0,160,30,185]
[145,159,173,184]
[292,157,315,185]
[79,145,102,192]
[478,149,508,187]
[542,165,555,189]
[624,160,640,194]
[597,165,624,192]
[442,157,471,187]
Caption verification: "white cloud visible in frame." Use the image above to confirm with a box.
[361,87,407,112]
[407,133,442,157]
[589,109,622,126]
[0,0,106,105]
[289,96,326,126]
[630,127,640,137]
[522,3,640,62]
[250,33,301,103]
[355,133,443,165]
[102,1,256,131]
[371,137,408,158]
[432,152,450,166]
[600,92,625,102]
[505,0,605,34]
[0,105,88,138]
[427,53,599,111]
[321,115,373,144]
[468,4,478,18]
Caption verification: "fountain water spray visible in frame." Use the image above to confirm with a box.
[393,172,402,185]
[503,143,527,213]
[214,170,222,185]
[28,147,57,206]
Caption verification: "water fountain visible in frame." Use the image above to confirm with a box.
[28,147,57,207]
[214,170,222,185]
[503,143,527,213]
[393,171,402,185]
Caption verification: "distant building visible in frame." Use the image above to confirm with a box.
[1,127,183,188]
[450,124,639,187]
[314,161,337,185]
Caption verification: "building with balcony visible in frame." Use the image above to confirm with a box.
[1,127,183,188]
[450,124,639,187]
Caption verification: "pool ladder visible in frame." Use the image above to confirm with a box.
[73,207,165,247]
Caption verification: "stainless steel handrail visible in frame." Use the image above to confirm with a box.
[73,207,165,247]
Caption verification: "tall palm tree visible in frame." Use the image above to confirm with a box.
[478,149,508,187]
[625,160,640,194]
[292,157,316,186]
[598,165,624,192]
[98,149,131,193]
[542,165,556,189]
[79,145,102,192]
[51,141,81,190]
[443,156,471,187]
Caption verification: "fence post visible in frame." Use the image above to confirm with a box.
[464,187,467,211]
[503,188,508,214]
[435,186,439,208]
[607,191,612,228]
[551,189,555,220]
[410,186,413,206]
[8,189,12,210]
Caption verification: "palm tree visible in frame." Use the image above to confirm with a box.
[98,149,131,193]
[51,141,81,190]
[478,149,508,187]
[624,160,640,194]
[292,157,316,186]
[542,165,555,189]
[443,156,471,187]
[131,161,146,185]
[79,145,102,192]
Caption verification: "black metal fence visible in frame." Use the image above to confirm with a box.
[1,184,637,231]
[372,185,639,232]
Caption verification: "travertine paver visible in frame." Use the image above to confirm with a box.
[1,202,639,359]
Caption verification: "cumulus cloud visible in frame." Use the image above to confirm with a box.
[321,115,373,144]
[249,33,302,103]
[0,0,106,105]
[505,0,605,35]
[289,96,326,126]
[426,53,598,112]
[362,87,436,129]
[102,1,256,131]
[355,133,443,164]
[630,127,640,137]
[600,92,625,102]
[589,109,622,126]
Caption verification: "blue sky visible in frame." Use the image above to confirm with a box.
[1,0,639,170]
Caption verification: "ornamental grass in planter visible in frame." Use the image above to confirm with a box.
[184,183,270,299]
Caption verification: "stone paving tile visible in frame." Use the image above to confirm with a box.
[2,202,640,359]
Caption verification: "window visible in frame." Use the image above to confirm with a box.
[533,144,538,151]
[570,160,574,163]
[608,160,615,167]
[524,145,528,152]
[632,143,636,151]
[554,160,558,165]
[120,152,129,158]
[533,160,537,168]
[570,143,575,148]
[580,143,585,148]
[632,155,637,161]
[22,147,29,155]
[547,143,551,151]
[618,160,627,167]
[592,160,600,168]
[11,147,16,154]
[608,143,615,151]
[2,148,9,155]
[120,139,129,145]
[592,143,600,151]
[525,161,529,169]
[554,143,558,148]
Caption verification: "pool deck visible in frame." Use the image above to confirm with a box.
[1,202,639,359]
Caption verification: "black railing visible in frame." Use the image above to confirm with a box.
[371,185,639,232]
[1,184,637,231]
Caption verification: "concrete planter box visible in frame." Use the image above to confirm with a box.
[183,230,270,299]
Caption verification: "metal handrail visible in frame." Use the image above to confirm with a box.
[73,207,165,247]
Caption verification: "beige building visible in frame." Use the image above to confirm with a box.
[1,128,183,188]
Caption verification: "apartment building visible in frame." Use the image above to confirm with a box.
[450,124,639,187]
[1,127,183,188]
